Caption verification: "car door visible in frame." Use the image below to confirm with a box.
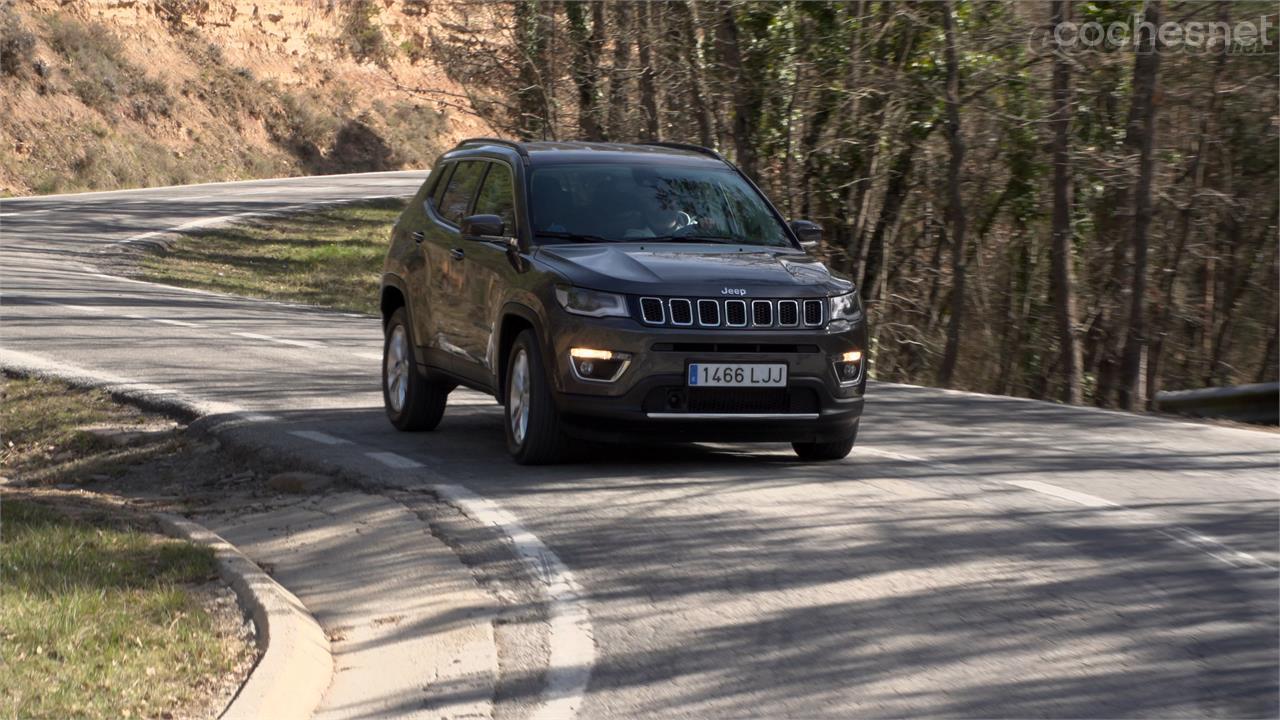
[396,162,450,366]
[455,160,522,387]
[422,159,487,368]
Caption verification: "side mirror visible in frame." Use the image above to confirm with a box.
[789,220,822,250]
[460,214,505,239]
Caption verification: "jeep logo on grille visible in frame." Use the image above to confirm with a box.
[721,287,747,296]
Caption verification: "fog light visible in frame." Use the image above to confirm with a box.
[833,349,864,384]
[569,348,632,382]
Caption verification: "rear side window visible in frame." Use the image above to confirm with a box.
[430,163,455,210]
[437,161,487,225]
[472,163,516,234]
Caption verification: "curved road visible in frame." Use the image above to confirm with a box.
[2,173,1277,718]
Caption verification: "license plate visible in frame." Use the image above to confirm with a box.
[687,363,787,387]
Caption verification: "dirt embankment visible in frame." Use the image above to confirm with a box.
[0,0,490,196]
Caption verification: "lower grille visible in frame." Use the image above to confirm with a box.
[689,388,790,413]
[643,387,820,415]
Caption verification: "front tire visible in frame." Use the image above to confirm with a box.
[504,329,568,464]
[383,307,448,431]
[792,423,858,461]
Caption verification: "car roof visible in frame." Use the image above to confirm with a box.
[444,139,728,168]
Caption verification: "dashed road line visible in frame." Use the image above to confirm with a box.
[38,301,106,314]
[861,447,1274,573]
[1004,479,1120,509]
[355,352,384,362]
[289,430,349,445]
[230,331,322,348]
[151,318,201,328]
[366,451,423,469]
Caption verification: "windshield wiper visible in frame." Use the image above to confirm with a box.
[535,230,614,244]
[646,234,744,245]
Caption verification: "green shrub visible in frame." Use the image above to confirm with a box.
[339,0,391,67]
[0,4,36,77]
[45,16,173,119]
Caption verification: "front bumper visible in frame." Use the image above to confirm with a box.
[544,311,867,443]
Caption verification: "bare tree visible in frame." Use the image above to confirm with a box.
[1117,0,1162,410]
[565,0,605,140]
[1048,0,1084,404]
[936,0,968,387]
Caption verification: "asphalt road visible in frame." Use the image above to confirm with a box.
[2,173,1277,718]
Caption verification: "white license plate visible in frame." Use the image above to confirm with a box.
[687,363,787,387]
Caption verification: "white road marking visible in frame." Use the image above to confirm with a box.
[152,318,200,328]
[230,331,322,348]
[1158,527,1267,571]
[1003,478,1273,572]
[433,483,594,720]
[355,352,384,362]
[1004,479,1121,509]
[0,209,50,216]
[40,302,105,314]
[239,413,280,423]
[860,447,1273,572]
[289,430,349,445]
[366,451,423,469]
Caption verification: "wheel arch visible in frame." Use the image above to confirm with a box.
[495,302,545,404]
[380,274,410,327]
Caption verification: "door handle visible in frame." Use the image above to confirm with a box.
[411,230,425,243]
[449,248,465,260]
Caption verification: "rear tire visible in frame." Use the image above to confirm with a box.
[792,423,858,461]
[504,329,568,464]
[383,307,448,431]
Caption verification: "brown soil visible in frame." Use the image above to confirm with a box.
[0,0,491,195]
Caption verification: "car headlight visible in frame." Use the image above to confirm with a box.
[555,286,630,318]
[829,291,864,325]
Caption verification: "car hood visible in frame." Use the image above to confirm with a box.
[534,243,853,298]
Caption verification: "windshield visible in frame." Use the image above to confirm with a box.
[528,163,792,247]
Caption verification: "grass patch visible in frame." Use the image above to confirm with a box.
[141,198,405,315]
[0,376,175,485]
[0,497,250,719]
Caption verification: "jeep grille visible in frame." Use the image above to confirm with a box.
[637,297,825,329]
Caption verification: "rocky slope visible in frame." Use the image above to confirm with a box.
[0,0,489,195]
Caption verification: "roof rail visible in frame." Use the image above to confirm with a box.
[638,141,724,160]
[456,137,530,160]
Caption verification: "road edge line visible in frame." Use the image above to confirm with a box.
[155,514,333,720]
[431,483,595,720]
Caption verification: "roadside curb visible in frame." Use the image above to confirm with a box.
[155,513,332,720]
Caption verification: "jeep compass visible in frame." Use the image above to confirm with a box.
[380,139,867,464]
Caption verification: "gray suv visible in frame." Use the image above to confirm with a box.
[380,139,867,464]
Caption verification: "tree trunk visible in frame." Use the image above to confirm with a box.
[675,1,715,148]
[936,0,967,388]
[513,0,552,139]
[1117,0,1162,410]
[606,0,632,140]
[636,1,661,139]
[858,135,920,303]
[565,1,605,141]
[1148,3,1227,402]
[1048,0,1084,404]
[716,3,758,177]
